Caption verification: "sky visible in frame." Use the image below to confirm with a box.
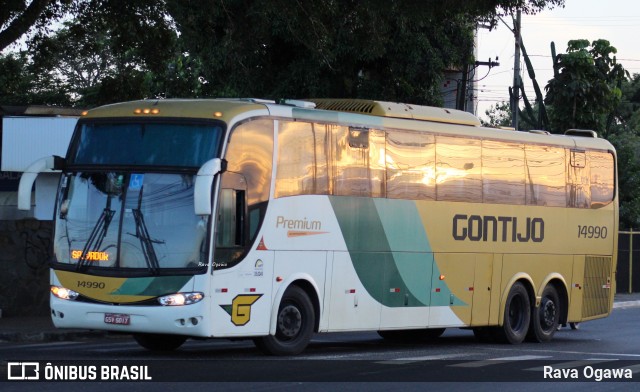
[475,0,640,120]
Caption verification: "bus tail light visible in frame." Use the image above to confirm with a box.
[51,285,80,301]
[158,292,204,306]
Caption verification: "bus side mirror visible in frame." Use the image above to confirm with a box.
[194,158,226,216]
[17,156,65,210]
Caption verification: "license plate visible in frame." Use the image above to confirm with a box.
[104,313,130,325]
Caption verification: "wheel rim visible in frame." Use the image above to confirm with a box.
[277,304,302,339]
[540,297,557,330]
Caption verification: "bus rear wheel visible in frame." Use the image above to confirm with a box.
[133,333,187,351]
[496,282,530,344]
[253,285,315,356]
[528,284,560,342]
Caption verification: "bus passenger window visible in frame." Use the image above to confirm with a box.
[589,151,614,208]
[525,145,566,207]
[567,150,590,208]
[332,126,385,198]
[436,136,482,203]
[482,140,525,205]
[386,130,436,200]
[275,121,329,197]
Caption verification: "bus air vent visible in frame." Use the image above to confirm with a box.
[582,255,612,318]
[307,98,481,126]
[310,99,376,114]
[565,129,598,138]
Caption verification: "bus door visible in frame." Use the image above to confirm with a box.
[210,171,274,337]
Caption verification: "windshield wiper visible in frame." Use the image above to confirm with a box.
[76,197,115,271]
[127,185,164,274]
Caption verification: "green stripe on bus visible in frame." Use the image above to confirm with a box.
[110,276,191,296]
[330,197,466,307]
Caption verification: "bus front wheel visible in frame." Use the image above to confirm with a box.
[496,282,530,344]
[528,284,560,342]
[133,333,187,351]
[253,285,315,356]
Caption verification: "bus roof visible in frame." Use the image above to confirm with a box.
[80,99,268,123]
[79,98,614,153]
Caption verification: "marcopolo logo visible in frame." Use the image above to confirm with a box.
[452,214,544,243]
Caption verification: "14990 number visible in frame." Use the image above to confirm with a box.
[77,280,106,289]
[578,225,608,239]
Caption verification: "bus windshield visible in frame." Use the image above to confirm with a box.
[54,172,208,273]
[52,120,224,274]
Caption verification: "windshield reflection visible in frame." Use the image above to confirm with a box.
[54,172,208,274]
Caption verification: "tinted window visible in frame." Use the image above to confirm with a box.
[589,151,615,208]
[436,136,482,202]
[71,122,222,167]
[525,145,566,207]
[386,130,436,200]
[482,140,525,205]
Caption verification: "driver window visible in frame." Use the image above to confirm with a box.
[214,119,273,269]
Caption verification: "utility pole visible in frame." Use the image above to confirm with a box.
[456,63,469,112]
[511,10,521,130]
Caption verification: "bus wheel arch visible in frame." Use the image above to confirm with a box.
[254,280,319,355]
[287,279,321,333]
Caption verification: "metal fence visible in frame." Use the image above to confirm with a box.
[618,230,640,293]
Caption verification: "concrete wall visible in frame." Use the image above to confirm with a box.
[0,219,51,317]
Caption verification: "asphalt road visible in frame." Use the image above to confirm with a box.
[2,306,639,391]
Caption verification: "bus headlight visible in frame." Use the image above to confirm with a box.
[158,292,204,306]
[51,285,80,301]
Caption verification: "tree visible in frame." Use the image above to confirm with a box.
[165,0,564,103]
[482,101,512,127]
[0,0,70,52]
[482,100,538,130]
[0,50,71,105]
[25,0,179,105]
[608,73,640,229]
[544,39,629,138]
[2,0,566,106]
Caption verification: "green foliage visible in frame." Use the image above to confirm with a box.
[544,39,629,137]
[165,0,473,104]
[0,0,73,52]
[1,0,565,107]
[482,101,512,127]
[482,100,539,130]
[0,51,71,105]
[609,130,640,229]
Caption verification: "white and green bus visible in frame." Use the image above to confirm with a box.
[18,98,618,355]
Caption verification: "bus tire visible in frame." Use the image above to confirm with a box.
[528,284,560,342]
[253,285,315,356]
[133,333,187,351]
[378,328,445,342]
[496,282,530,344]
